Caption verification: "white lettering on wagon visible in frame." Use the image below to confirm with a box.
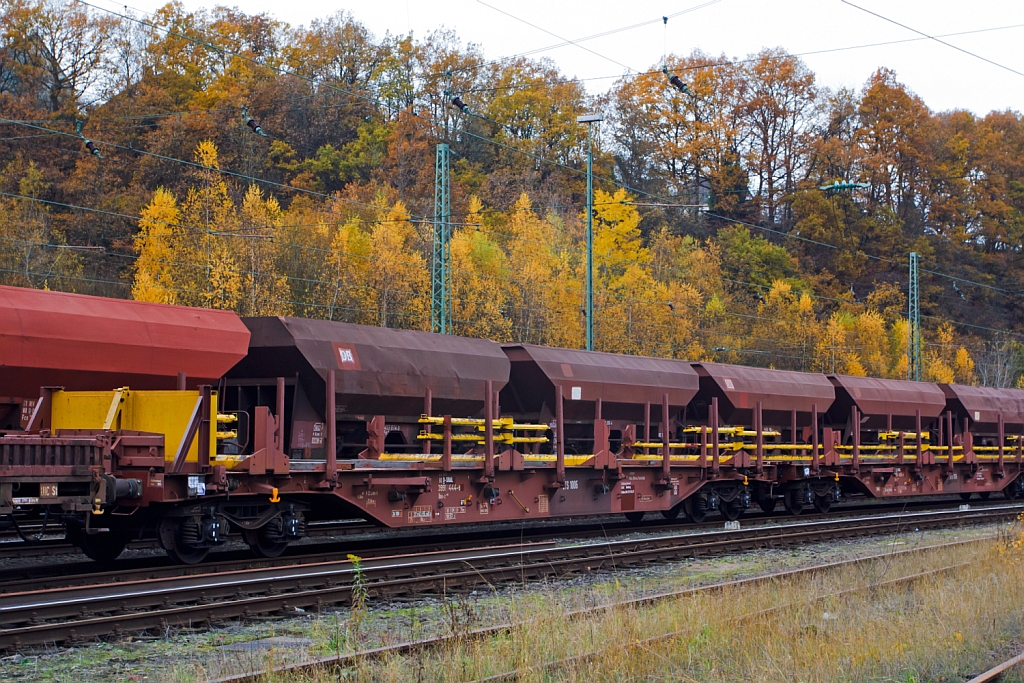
[408,506,432,523]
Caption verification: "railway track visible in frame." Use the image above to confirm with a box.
[0,497,1005,587]
[967,652,1024,682]
[0,518,378,560]
[0,494,999,566]
[1,503,1019,651]
[209,537,993,683]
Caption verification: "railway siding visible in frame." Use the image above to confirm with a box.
[1,504,1019,651]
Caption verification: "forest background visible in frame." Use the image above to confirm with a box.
[2,0,1024,386]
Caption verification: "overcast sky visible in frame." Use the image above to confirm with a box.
[108,0,1024,115]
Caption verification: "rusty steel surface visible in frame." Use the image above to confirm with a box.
[501,344,699,421]
[691,362,835,425]
[942,384,1024,432]
[0,506,1014,651]
[232,317,509,417]
[828,374,947,425]
[0,285,250,396]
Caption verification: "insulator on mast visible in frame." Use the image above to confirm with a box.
[75,120,102,159]
[451,96,470,114]
[242,107,268,137]
[662,66,689,95]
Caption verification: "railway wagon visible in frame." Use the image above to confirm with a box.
[2,285,1024,564]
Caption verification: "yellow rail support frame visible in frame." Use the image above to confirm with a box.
[419,415,548,431]
[50,387,218,464]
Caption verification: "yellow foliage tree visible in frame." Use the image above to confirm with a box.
[171,140,243,309]
[851,310,889,377]
[450,196,513,341]
[237,184,290,316]
[367,201,428,329]
[132,187,181,304]
[925,321,976,385]
[889,318,910,379]
[0,161,81,290]
[751,280,821,371]
[503,193,580,345]
[320,217,374,323]
[814,312,864,375]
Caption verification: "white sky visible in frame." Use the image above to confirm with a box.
[111,0,1024,115]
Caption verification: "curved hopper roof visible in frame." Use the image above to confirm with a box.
[501,344,699,422]
[233,317,509,417]
[0,285,250,396]
[942,384,1024,432]
[691,363,835,426]
[827,375,946,428]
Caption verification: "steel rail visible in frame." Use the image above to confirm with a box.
[470,560,979,683]
[965,652,1024,683]
[0,519,378,559]
[0,505,1018,651]
[0,498,992,592]
[0,496,999,580]
[209,538,990,683]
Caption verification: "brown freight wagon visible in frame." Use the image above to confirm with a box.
[3,285,1024,564]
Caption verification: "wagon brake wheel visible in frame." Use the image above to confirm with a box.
[243,528,290,558]
[685,492,710,523]
[158,517,210,565]
[67,522,128,563]
[720,499,743,521]
[783,489,804,516]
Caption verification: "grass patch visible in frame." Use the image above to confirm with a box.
[273,525,1024,682]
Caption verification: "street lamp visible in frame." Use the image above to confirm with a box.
[577,112,603,351]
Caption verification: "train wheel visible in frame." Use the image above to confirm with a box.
[158,518,210,565]
[243,528,290,558]
[623,511,645,524]
[1006,481,1020,500]
[685,492,710,523]
[960,493,972,501]
[721,499,742,521]
[812,495,832,514]
[758,498,777,514]
[67,523,127,562]
[783,490,804,516]
[979,492,991,500]
[661,505,682,521]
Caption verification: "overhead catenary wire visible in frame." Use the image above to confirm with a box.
[0,188,879,349]
[5,120,1016,344]
[5,186,1015,355]
[841,0,1024,80]
[704,212,1018,297]
[64,0,1015,307]
[6,2,1015,350]
[73,0,675,207]
[475,0,642,75]
[0,117,441,224]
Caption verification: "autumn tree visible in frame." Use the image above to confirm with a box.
[450,196,512,340]
[132,186,180,304]
[366,200,428,329]
[736,49,817,225]
[0,160,81,289]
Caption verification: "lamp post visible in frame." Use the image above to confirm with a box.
[577,112,603,351]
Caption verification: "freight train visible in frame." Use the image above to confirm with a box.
[3,285,1024,564]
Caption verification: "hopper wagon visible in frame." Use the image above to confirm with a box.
[2,285,1023,564]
